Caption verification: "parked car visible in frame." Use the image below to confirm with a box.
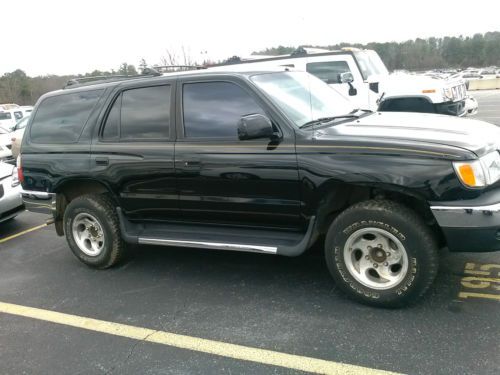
[10,115,30,159]
[0,108,24,131]
[0,161,23,223]
[0,126,13,162]
[20,69,500,307]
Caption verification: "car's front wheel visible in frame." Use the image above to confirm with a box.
[64,194,124,269]
[325,200,439,307]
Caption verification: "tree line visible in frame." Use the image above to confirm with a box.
[0,63,138,106]
[253,32,500,71]
[1,32,499,106]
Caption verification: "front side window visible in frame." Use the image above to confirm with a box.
[14,111,23,120]
[102,85,171,141]
[182,82,265,139]
[31,90,103,143]
[306,61,352,84]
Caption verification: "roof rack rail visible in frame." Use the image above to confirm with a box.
[150,65,206,73]
[63,72,161,89]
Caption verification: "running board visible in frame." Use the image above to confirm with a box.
[138,238,277,254]
[117,208,316,257]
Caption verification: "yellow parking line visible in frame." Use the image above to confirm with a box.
[0,224,47,244]
[458,292,500,301]
[0,301,397,375]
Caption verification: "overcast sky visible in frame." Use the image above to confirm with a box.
[3,0,500,76]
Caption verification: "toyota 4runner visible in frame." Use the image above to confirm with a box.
[19,69,500,307]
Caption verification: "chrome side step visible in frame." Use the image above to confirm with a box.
[138,238,278,254]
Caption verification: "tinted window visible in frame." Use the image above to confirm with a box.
[14,111,23,120]
[121,86,170,140]
[0,112,12,120]
[183,82,265,138]
[306,61,351,84]
[102,95,120,141]
[31,90,103,143]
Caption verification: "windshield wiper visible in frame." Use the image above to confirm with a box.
[299,114,360,129]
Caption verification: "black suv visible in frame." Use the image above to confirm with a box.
[19,69,500,307]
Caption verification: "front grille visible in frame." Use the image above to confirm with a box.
[453,84,466,100]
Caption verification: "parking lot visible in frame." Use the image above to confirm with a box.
[1,91,499,375]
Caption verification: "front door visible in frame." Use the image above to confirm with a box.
[174,78,301,229]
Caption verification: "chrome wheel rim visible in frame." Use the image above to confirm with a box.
[72,213,105,257]
[343,227,409,290]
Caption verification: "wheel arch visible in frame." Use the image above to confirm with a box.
[52,178,118,236]
[314,182,444,247]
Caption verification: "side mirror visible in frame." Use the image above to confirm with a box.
[339,72,354,84]
[237,114,274,140]
[338,72,357,96]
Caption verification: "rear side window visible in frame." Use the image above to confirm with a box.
[0,112,12,120]
[306,61,351,84]
[102,85,171,141]
[30,90,103,143]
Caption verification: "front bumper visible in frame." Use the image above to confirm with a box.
[435,99,466,117]
[431,202,500,252]
[21,190,56,216]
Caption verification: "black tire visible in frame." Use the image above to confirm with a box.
[64,194,124,269]
[325,200,439,308]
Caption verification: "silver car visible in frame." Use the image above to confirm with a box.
[0,162,23,223]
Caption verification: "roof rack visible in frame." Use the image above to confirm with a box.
[63,72,161,89]
[150,65,206,73]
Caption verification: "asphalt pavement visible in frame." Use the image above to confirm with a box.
[0,91,499,374]
[474,89,500,125]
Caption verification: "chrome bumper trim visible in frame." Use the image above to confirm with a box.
[138,238,277,254]
[431,203,500,228]
[21,190,56,215]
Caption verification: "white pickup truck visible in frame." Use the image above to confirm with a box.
[210,48,477,117]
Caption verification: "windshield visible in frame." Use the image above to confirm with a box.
[250,71,355,128]
[353,51,389,79]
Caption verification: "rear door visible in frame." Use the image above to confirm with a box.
[174,76,301,229]
[91,82,178,221]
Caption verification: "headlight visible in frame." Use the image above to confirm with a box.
[443,87,454,101]
[453,151,500,188]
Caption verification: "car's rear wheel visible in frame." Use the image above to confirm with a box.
[325,200,439,307]
[64,194,124,269]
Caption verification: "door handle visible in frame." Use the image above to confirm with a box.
[95,157,109,166]
[184,161,201,167]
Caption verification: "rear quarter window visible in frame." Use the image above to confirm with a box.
[30,89,103,143]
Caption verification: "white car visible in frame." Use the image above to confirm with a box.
[0,108,24,131]
[0,127,13,162]
[0,161,23,223]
